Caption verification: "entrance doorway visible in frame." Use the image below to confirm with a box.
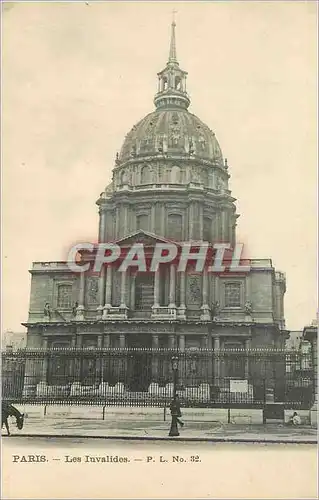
[135,274,154,310]
[126,334,152,392]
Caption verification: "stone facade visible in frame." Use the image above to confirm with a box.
[23,21,288,395]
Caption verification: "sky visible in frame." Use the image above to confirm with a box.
[2,1,317,333]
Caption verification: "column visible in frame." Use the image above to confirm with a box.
[97,266,106,318]
[221,210,226,242]
[99,208,106,243]
[168,335,175,349]
[200,267,210,320]
[232,222,236,248]
[213,336,220,384]
[73,335,82,382]
[123,205,129,235]
[178,271,186,319]
[179,335,185,351]
[130,272,136,310]
[151,204,156,233]
[120,271,127,308]
[161,204,166,236]
[119,334,126,383]
[105,266,112,307]
[207,333,213,381]
[212,170,217,189]
[153,269,160,308]
[76,271,85,320]
[199,205,203,239]
[102,266,112,319]
[41,337,49,382]
[189,202,194,239]
[168,264,176,308]
[152,334,159,380]
[115,206,120,239]
[96,335,103,383]
[244,338,251,379]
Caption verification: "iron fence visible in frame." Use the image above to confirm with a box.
[1,348,314,409]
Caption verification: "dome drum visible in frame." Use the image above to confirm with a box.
[111,159,230,193]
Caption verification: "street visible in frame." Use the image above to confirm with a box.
[2,437,317,499]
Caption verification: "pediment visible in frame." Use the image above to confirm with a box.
[115,230,181,248]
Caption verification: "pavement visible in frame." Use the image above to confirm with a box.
[2,417,318,443]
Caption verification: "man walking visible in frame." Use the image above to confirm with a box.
[170,394,184,428]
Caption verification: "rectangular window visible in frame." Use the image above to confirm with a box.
[224,282,241,308]
[57,284,72,309]
[136,214,149,232]
[167,214,183,240]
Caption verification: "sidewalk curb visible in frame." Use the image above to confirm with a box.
[4,433,317,444]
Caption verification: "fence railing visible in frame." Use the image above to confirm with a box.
[1,348,314,409]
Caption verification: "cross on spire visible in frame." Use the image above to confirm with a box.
[169,10,178,63]
[172,8,177,24]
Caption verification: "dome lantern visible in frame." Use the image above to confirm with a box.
[154,18,190,110]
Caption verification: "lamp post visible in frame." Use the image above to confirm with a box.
[169,356,179,437]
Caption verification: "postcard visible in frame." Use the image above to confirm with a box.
[1,1,317,499]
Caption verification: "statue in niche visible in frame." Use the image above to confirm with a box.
[72,301,78,317]
[130,144,136,157]
[43,302,51,320]
[245,300,253,316]
[212,301,220,319]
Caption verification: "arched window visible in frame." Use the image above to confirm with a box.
[203,217,212,242]
[175,77,182,90]
[140,166,150,184]
[136,214,149,232]
[167,214,183,240]
[171,165,181,184]
[57,284,72,309]
[120,170,128,185]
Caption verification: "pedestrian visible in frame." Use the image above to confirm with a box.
[170,394,184,428]
[288,411,301,426]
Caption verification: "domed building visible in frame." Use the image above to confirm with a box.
[21,22,288,406]
[98,20,235,246]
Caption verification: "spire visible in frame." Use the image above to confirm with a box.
[154,15,190,110]
[168,11,178,64]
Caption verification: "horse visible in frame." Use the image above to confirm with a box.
[1,402,25,436]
